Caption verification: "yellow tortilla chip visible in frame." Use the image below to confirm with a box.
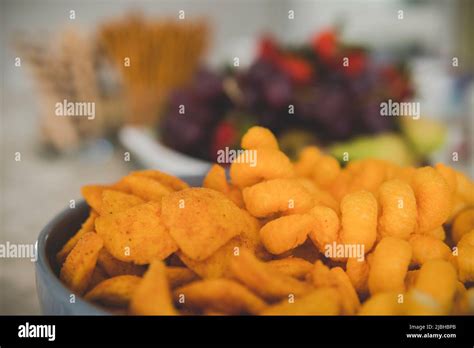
[56,211,98,266]
[60,232,103,295]
[261,287,341,315]
[229,249,313,301]
[100,190,144,216]
[166,267,199,289]
[161,188,250,261]
[130,260,177,315]
[130,170,189,191]
[95,202,178,265]
[120,175,173,201]
[85,275,141,307]
[174,279,267,315]
[97,248,146,277]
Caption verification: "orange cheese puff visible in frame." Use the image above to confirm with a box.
[311,155,341,188]
[411,259,457,313]
[456,230,474,283]
[394,166,416,184]
[435,163,457,194]
[377,179,417,240]
[203,164,244,208]
[339,191,378,253]
[230,148,294,189]
[403,290,445,315]
[346,159,388,194]
[359,292,403,315]
[328,171,352,202]
[368,237,412,295]
[307,205,340,253]
[297,178,339,213]
[420,226,446,241]
[242,179,314,218]
[346,257,370,297]
[309,261,360,314]
[454,170,474,205]
[452,208,474,244]
[408,234,452,267]
[241,126,279,150]
[411,167,452,233]
[294,146,322,178]
[259,214,315,254]
[203,164,228,193]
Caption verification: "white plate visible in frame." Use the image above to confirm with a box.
[118,126,212,177]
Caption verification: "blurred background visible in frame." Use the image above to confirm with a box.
[0,0,473,314]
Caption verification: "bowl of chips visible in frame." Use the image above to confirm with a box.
[37,126,474,316]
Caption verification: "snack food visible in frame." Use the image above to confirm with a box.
[57,126,473,315]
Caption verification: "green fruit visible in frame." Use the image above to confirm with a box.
[400,117,446,157]
[329,133,415,166]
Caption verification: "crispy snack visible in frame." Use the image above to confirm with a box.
[203,164,244,208]
[259,214,315,254]
[56,211,97,266]
[174,279,267,315]
[177,213,262,278]
[408,259,457,314]
[261,288,340,315]
[452,208,474,244]
[60,232,104,295]
[411,167,452,233]
[130,260,177,315]
[311,155,341,188]
[95,202,178,264]
[129,170,189,191]
[456,230,474,283]
[294,146,322,178]
[266,257,313,280]
[377,179,417,240]
[359,292,402,315]
[100,190,145,216]
[229,249,313,301]
[339,190,378,253]
[81,185,114,212]
[346,257,370,297]
[307,205,340,253]
[230,148,294,189]
[368,237,412,295]
[85,275,141,307]
[308,261,360,314]
[161,188,250,261]
[166,267,199,289]
[243,179,314,217]
[59,125,474,316]
[241,126,279,151]
[97,248,146,277]
[120,175,173,201]
[408,234,452,267]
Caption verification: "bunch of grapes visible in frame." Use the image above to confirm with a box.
[160,30,413,161]
[161,69,231,159]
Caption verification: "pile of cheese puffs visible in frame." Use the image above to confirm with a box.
[58,126,474,315]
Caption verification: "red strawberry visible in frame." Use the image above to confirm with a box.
[258,35,280,62]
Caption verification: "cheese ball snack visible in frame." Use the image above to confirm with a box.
[368,237,412,295]
[243,178,314,217]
